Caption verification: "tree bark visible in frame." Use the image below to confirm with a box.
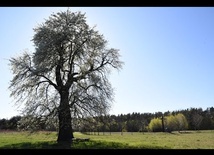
[161,115,165,132]
[57,88,74,144]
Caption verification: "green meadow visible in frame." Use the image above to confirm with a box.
[0,130,214,149]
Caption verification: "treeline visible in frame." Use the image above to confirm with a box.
[0,107,214,133]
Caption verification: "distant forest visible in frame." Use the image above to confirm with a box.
[0,107,214,132]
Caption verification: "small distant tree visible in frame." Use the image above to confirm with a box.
[165,115,177,132]
[148,118,162,132]
[0,118,8,130]
[9,9,123,144]
[175,113,188,132]
[192,113,203,130]
[107,117,117,135]
[165,113,188,132]
[139,120,147,133]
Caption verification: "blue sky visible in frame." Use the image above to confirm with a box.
[1,7,214,119]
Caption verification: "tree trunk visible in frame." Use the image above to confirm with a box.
[57,89,74,144]
[161,115,165,132]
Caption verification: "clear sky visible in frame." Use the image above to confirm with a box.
[1,7,214,119]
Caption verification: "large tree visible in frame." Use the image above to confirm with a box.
[9,9,123,143]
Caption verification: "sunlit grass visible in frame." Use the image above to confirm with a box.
[82,131,214,149]
[0,130,214,149]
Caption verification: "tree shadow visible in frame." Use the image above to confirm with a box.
[0,140,167,149]
[0,141,71,149]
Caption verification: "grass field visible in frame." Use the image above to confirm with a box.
[0,130,214,149]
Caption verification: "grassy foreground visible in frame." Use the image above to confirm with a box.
[0,130,214,149]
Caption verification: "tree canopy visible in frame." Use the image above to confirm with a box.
[9,9,123,143]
